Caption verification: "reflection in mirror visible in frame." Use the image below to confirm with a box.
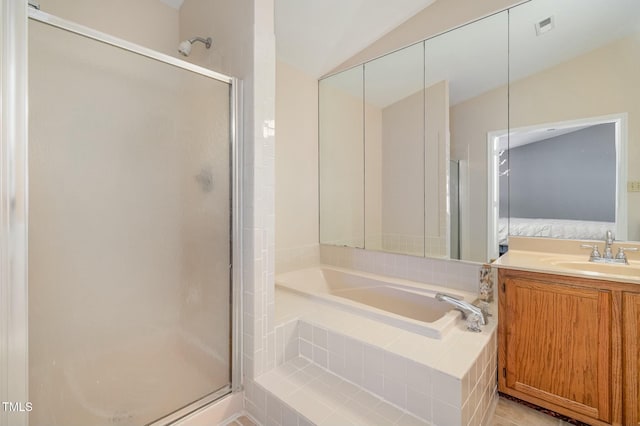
[504,0,639,252]
[319,66,365,247]
[423,37,453,259]
[450,160,461,258]
[445,11,508,262]
[364,42,425,256]
[319,10,508,262]
[492,117,625,257]
[319,0,639,263]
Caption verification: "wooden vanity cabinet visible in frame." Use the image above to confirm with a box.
[624,292,640,425]
[498,269,640,426]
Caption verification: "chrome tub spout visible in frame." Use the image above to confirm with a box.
[436,293,488,331]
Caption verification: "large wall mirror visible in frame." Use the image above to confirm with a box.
[364,42,426,256]
[319,66,365,248]
[497,0,639,260]
[319,0,640,263]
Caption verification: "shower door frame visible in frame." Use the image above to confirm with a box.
[0,3,243,426]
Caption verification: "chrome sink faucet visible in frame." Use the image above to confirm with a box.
[581,230,638,264]
[436,293,488,332]
[615,246,638,264]
[603,230,615,260]
[581,243,602,262]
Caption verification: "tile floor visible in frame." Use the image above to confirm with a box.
[229,397,572,425]
[490,398,573,426]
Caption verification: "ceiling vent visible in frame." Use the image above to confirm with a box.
[535,16,555,36]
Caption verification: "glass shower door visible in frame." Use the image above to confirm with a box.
[28,18,232,426]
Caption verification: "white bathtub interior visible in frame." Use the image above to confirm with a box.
[276,266,478,338]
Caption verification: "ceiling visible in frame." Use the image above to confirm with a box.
[320,0,640,108]
[275,0,437,78]
[162,0,639,110]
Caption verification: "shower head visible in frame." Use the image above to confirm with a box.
[178,36,212,57]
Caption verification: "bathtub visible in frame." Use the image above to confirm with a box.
[275,266,478,339]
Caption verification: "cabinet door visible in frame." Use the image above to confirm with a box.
[502,276,612,423]
[624,292,640,425]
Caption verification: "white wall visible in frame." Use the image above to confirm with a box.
[179,0,253,78]
[43,0,179,56]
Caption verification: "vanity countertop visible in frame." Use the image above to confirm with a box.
[492,237,640,284]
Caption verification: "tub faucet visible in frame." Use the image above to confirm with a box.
[436,293,488,332]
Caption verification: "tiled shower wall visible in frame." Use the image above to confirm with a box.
[243,1,278,419]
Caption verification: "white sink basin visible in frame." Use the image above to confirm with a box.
[549,259,640,278]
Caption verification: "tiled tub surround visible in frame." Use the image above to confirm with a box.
[364,233,443,258]
[246,284,498,425]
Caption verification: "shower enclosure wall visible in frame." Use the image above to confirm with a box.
[1,4,241,426]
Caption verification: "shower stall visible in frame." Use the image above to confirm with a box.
[1,3,241,426]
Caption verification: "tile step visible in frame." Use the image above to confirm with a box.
[255,356,429,426]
